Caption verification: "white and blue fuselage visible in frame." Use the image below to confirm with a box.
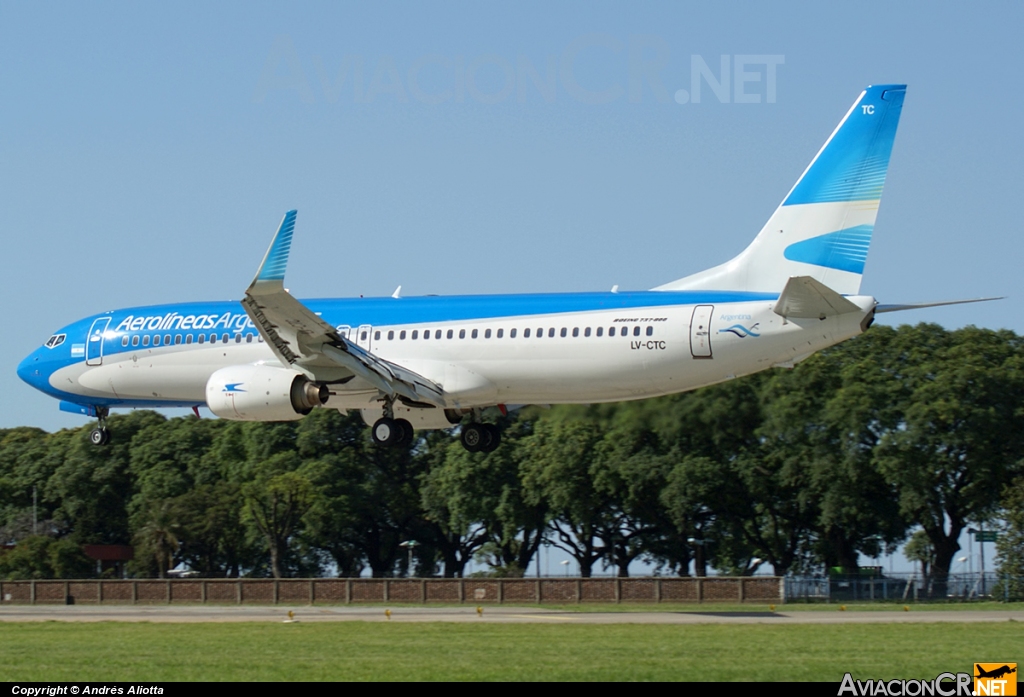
[18,291,872,417]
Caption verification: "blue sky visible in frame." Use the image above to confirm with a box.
[3,1,1022,432]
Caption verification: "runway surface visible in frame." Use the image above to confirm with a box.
[1,605,1021,624]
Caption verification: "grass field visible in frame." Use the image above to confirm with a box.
[0,618,1020,681]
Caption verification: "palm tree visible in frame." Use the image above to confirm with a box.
[136,501,181,578]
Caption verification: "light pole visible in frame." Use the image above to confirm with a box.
[687,537,706,577]
[399,540,420,578]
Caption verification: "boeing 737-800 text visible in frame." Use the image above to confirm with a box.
[17,84,991,451]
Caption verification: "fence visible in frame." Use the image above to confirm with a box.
[0,576,783,605]
[784,572,1021,602]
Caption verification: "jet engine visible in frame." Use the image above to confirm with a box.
[205,365,328,421]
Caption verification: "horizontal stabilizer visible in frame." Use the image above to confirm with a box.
[875,297,1004,313]
[774,276,861,320]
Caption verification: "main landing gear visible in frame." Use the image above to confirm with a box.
[371,416,414,447]
[460,422,501,453]
[371,398,414,448]
[89,407,111,446]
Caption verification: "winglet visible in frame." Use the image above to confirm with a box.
[249,210,297,292]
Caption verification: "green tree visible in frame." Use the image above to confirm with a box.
[996,476,1024,600]
[50,411,166,545]
[298,410,424,578]
[132,500,181,578]
[243,459,316,579]
[520,416,611,577]
[0,535,93,579]
[420,414,544,577]
[874,325,1024,597]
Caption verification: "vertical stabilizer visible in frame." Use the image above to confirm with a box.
[655,84,905,295]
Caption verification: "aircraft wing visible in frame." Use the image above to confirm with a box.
[240,211,447,408]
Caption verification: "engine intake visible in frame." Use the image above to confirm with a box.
[206,365,328,421]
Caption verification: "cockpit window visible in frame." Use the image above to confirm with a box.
[44,334,66,349]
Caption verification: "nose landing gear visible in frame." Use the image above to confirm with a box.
[89,407,111,446]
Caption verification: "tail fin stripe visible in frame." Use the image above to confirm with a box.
[783,224,873,274]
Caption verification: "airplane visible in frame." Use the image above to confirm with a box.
[17,84,996,451]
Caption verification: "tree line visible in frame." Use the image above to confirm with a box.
[1,323,1022,598]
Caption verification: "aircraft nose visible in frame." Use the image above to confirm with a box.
[17,349,45,390]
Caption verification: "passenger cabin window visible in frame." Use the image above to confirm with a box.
[497,328,503,338]
[400,330,406,340]
[435,330,441,339]
[560,328,567,338]
[122,336,129,347]
[585,327,591,337]
[131,335,139,347]
[471,329,478,339]
[572,328,579,337]
[175,335,182,345]
[388,331,395,340]
[152,335,160,347]
[510,328,517,338]
[597,327,603,337]
[198,334,205,344]
[447,329,454,339]
[459,329,466,339]
[524,328,530,338]
[484,329,491,339]
[633,326,641,336]
[186,335,193,345]
[164,334,171,345]
[374,331,381,341]
[608,327,616,336]
[246,334,253,343]
[548,328,555,338]
[646,326,653,336]
[411,330,418,340]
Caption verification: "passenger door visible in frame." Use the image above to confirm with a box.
[86,317,111,366]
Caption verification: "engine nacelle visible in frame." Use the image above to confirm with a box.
[206,365,328,421]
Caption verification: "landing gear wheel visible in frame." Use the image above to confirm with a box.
[460,423,486,452]
[89,428,110,446]
[372,417,397,445]
[394,418,414,447]
[480,423,501,453]
[461,423,500,453]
